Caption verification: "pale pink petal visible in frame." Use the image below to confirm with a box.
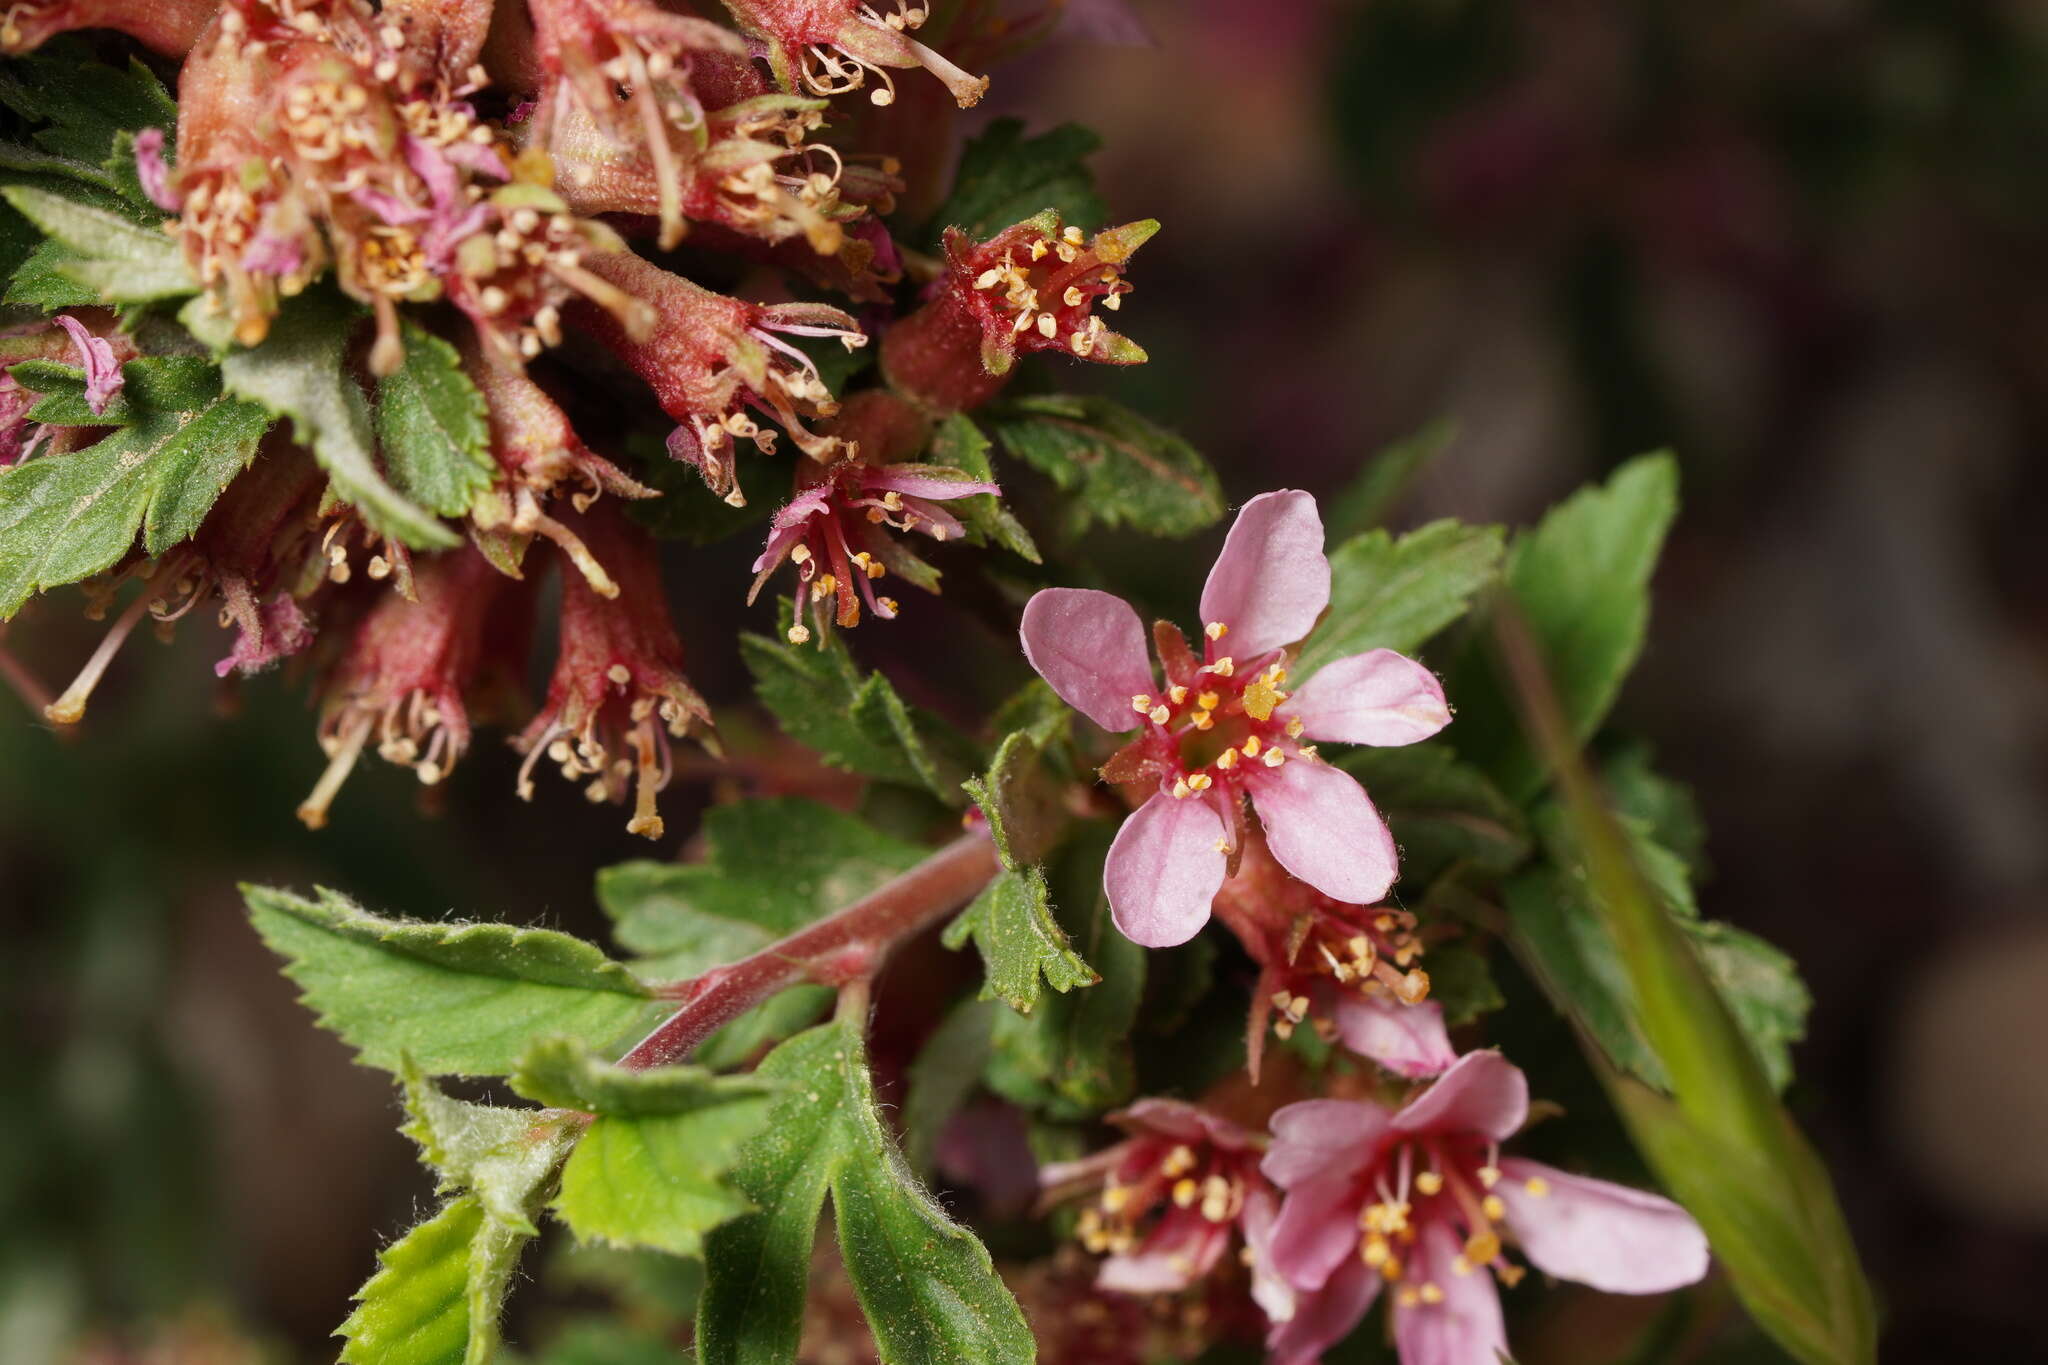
[1240,1187,1296,1324]
[1019,587,1155,733]
[1493,1159,1710,1294]
[1198,490,1330,659]
[1098,1211,1230,1293]
[1102,792,1227,947]
[1249,758,1397,905]
[55,316,121,415]
[1265,1258,1381,1365]
[1392,1050,1528,1144]
[213,595,314,678]
[1054,0,1155,46]
[861,466,1000,500]
[1286,648,1451,747]
[1334,995,1458,1078]
[1392,1220,1508,1365]
[1115,1098,1257,1153]
[133,127,181,211]
[1266,1171,1363,1293]
[1262,1099,1389,1188]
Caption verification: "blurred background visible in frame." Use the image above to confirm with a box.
[6,0,2048,1360]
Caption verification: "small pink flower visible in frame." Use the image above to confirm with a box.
[1257,1052,1710,1365]
[133,127,182,211]
[1020,490,1450,948]
[1212,829,1455,1082]
[1040,1098,1273,1297]
[55,315,122,415]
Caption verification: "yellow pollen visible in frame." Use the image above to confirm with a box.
[1187,774,1213,792]
[1189,710,1214,731]
[1169,685,1189,704]
[1149,704,1171,725]
[1063,285,1085,307]
[1131,694,1152,712]
[1419,1283,1445,1305]
[1498,1264,1526,1289]
[1478,1166,1501,1189]
[1241,736,1262,758]
[1482,1195,1507,1221]
[1172,1178,1199,1208]
[790,543,812,564]
[1415,1171,1444,1196]
[1285,716,1306,738]
[606,664,632,685]
[1213,837,1234,854]
[1172,778,1191,800]
[1451,1254,1473,1276]
[1263,748,1287,768]
[1383,1255,1404,1282]
[1162,1145,1197,1176]
[1362,1236,1389,1266]
[1207,656,1235,677]
[1029,239,1048,260]
[1197,691,1220,710]
[1241,677,1283,721]
[1465,1231,1501,1265]
[1063,225,1085,245]
[1215,748,1240,771]
[1205,621,1228,640]
[1524,1177,1550,1197]
[1101,1184,1130,1213]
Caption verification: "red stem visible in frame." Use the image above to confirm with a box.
[617,827,1000,1070]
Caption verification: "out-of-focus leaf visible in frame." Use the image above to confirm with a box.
[926,118,1105,245]
[1293,519,1503,678]
[697,1022,1034,1365]
[510,1039,776,1260]
[375,322,495,518]
[1420,941,1503,1027]
[929,411,1040,561]
[984,393,1223,538]
[0,397,270,617]
[3,239,97,307]
[0,185,193,300]
[242,885,667,1076]
[1336,743,1529,889]
[1322,418,1458,539]
[222,292,459,549]
[902,997,999,1176]
[0,47,176,172]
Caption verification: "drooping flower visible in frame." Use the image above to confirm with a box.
[749,392,995,639]
[882,210,1154,413]
[718,0,989,111]
[1040,1099,1275,1299]
[2,311,133,461]
[1020,490,1451,948]
[54,316,123,415]
[570,250,864,503]
[1257,1052,1710,1365]
[298,544,526,828]
[1212,827,1455,1083]
[514,504,711,840]
[0,0,215,56]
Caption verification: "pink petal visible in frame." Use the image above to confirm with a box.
[1265,1258,1381,1365]
[133,127,181,211]
[1334,995,1458,1078]
[1493,1159,1710,1294]
[1392,1050,1528,1143]
[862,466,1000,501]
[55,316,121,415]
[1054,0,1156,47]
[1392,1220,1508,1365]
[1198,490,1330,659]
[1248,758,1397,905]
[1098,1211,1230,1293]
[1019,587,1154,733]
[214,595,314,678]
[1266,1172,1363,1293]
[1102,792,1227,947]
[1115,1098,1256,1152]
[1286,648,1451,747]
[1262,1099,1389,1188]
[1239,1187,1296,1324]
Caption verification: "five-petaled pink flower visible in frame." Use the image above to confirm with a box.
[1257,1051,1709,1365]
[1038,1098,1276,1299]
[1020,490,1450,947]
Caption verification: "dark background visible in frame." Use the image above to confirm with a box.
[5,1,2048,1359]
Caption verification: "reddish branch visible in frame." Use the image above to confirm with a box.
[617,826,999,1069]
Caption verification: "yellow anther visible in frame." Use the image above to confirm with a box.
[1414,1171,1444,1196]
[1163,1145,1198,1176]
[1197,691,1220,710]
[1477,1166,1501,1189]
[1149,704,1171,725]
[1482,1195,1507,1221]
[1037,313,1057,338]
[1285,716,1306,738]
[606,664,632,685]
[1215,748,1240,771]
[1382,1255,1404,1282]
[1465,1231,1501,1265]
[1241,677,1282,721]
[1172,1178,1199,1208]
[1362,1235,1390,1266]
[1205,621,1228,640]
[1206,656,1235,677]
[1029,238,1049,260]
[1523,1177,1550,1197]
[1101,1184,1130,1213]
[1171,778,1192,800]
[1189,710,1215,731]
[1497,1264,1526,1288]
[1169,685,1189,704]
[1187,773,1213,792]
[1241,735,1262,758]
[1213,837,1234,854]
[974,267,1003,289]
[789,543,812,564]
[865,560,886,579]
[1063,224,1085,245]
[1132,694,1152,712]
[1419,1283,1445,1305]
[1263,748,1287,768]
[1451,1254,1473,1276]
[1063,285,1085,307]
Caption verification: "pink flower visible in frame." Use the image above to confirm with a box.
[55,315,122,415]
[133,127,182,211]
[1212,829,1455,1082]
[1257,1052,1710,1365]
[1020,490,1451,948]
[1039,1099,1273,1297]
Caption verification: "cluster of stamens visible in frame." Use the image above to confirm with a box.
[972,224,1130,359]
[1269,906,1430,1042]
[517,665,698,839]
[1071,1139,1255,1278]
[1353,1141,1535,1302]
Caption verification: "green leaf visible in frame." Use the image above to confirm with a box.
[338,1196,528,1365]
[375,322,496,517]
[1323,418,1457,539]
[984,394,1224,538]
[15,354,222,426]
[510,1038,777,1260]
[943,866,1095,1015]
[1447,454,1680,799]
[242,885,668,1076]
[1293,519,1504,678]
[901,997,998,1176]
[961,729,1065,870]
[221,292,459,549]
[928,412,1040,562]
[1334,743,1529,890]
[0,397,271,617]
[926,118,1105,246]
[739,609,963,799]
[1421,941,1503,1027]
[401,1063,575,1236]
[4,239,98,308]
[698,1022,1033,1365]
[0,185,193,301]
[0,48,177,173]
[983,835,1144,1117]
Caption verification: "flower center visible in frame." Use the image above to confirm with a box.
[1358,1139,1532,1300]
